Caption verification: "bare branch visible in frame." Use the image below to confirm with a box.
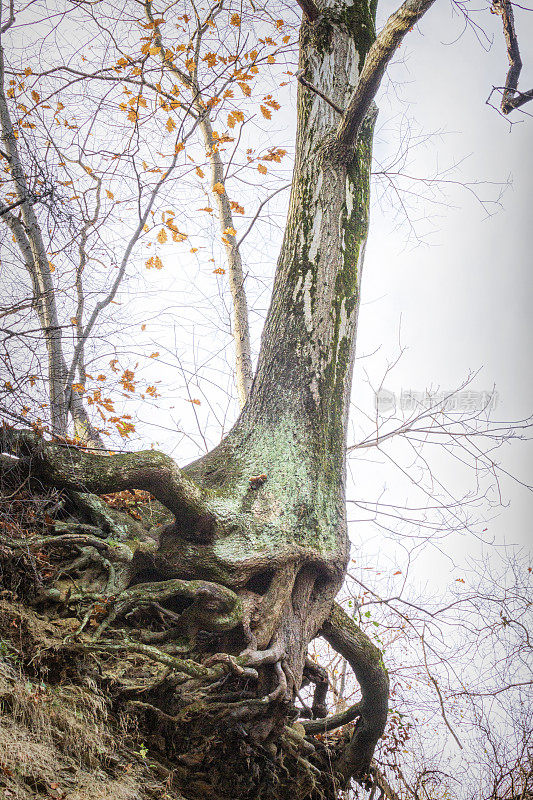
[336,0,437,150]
[491,0,533,113]
[236,183,291,248]
[295,69,344,114]
[0,196,28,216]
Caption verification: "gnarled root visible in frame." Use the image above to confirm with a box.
[305,601,389,786]
[302,657,329,718]
[2,428,215,538]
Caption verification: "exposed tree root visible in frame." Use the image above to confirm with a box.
[3,429,214,537]
[1,438,389,797]
[318,602,389,785]
[302,657,329,718]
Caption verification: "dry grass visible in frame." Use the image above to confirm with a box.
[0,600,153,800]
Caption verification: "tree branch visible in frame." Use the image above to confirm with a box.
[336,0,436,150]
[295,0,320,22]
[0,195,28,215]
[491,0,533,113]
[0,0,14,34]
[236,183,290,248]
[295,69,344,114]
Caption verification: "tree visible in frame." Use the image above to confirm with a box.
[0,0,531,798]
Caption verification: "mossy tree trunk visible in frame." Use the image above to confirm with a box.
[175,0,377,688]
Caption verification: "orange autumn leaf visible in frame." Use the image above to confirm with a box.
[213,182,225,195]
[146,255,164,269]
[120,369,136,392]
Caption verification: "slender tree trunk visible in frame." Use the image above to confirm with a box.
[0,44,102,445]
[0,45,68,436]
[200,115,254,408]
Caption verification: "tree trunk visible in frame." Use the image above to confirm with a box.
[169,0,376,686]
[0,43,103,446]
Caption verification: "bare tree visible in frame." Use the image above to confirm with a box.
[1,0,531,799]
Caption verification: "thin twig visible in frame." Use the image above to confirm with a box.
[295,69,344,114]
